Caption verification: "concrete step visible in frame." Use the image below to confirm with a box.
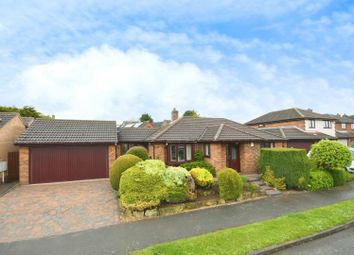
[265,189,282,196]
[244,174,261,182]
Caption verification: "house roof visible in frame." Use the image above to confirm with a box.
[260,126,336,140]
[246,108,337,125]
[15,119,117,145]
[118,127,160,142]
[336,131,354,139]
[0,112,19,129]
[335,115,354,124]
[147,117,284,142]
[21,117,35,127]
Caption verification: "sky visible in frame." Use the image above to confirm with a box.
[0,0,354,123]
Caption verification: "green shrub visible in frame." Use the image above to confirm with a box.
[327,168,347,187]
[136,159,166,176]
[119,166,167,211]
[126,146,149,160]
[189,168,214,189]
[109,154,142,190]
[259,148,311,189]
[163,167,193,203]
[241,176,248,184]
[262,167,286,191]
[310,140,352,169]
[345,172,354,182]
[218,168,243,201]
[180,161,216,177]
[194,150,204,161]
[307,170,334,191]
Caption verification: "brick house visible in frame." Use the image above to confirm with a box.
[246,108,337,151]
[118,111,284,174]
[333,115,354,147]
[15,119,117,184]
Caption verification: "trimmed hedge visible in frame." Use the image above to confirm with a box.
[310,140,352,169]
[109,154,142,190]
[163,167,193,203]
[307,170,334,191]
[218,168,243,201]
[259,148,311,190]
[136,160,166,176]
[189,168,214,189]
[126,146,149,160]
[328,168,347,187]
[119,166,167,211]
[180,161,216,177]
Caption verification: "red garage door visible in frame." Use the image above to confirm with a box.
[30,145,108,184]
[287,141,315,152]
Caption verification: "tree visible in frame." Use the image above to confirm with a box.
[140,113,153,122]
[183,110,199,117]
[0,105,51,118]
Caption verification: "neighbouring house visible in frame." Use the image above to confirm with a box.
[259,126,335,151]
[21,117,34,128]
[332,114,354,147]
[246,107,338,150]
[0,112,27,181]
[118,110,285,174]
[15,119,117,184]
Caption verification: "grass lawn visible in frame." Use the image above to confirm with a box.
[134,198,354,255]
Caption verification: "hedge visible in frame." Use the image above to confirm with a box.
[109,154,142,190]
[327,168,347,187]
[218,168,243,201]
[259,148,311,189]
[180,161,216,177]
[307,170,334,191]
[126,146,149,160]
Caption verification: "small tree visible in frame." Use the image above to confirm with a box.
[139,113,153,122]
[310,140,352,169]
[183,110,199,117]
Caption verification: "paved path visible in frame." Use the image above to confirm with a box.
[274,226,354,255]
[0,181,17,197]
[0,180,119,243]
[1,182,354,255]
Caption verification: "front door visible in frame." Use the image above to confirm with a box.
[226,143,240,172]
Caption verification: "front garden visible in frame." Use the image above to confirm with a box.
[109,146,262,220]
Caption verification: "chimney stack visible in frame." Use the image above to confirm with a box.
[171,108,179,121]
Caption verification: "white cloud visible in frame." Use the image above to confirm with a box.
[8,45,354,123]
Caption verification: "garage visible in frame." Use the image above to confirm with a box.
[15,119,117,184]
[30,145,109,184]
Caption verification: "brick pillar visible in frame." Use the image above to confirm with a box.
[240,142,260,174]
[108,145,116,170]
[205,143,226,172]
[19,146,29,184]
[116,144,122,157]
[153,143,166,162]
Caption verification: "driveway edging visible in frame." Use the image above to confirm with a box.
[251,219,354,255]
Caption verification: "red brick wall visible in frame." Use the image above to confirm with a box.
[249,120,305,129]
[149,143,166,161]
[108,145,116,170]
[205,143,226,171]
[274,141,287,148]
[336,123,354,133]
[240,142,260,174]
[19,146,29,184]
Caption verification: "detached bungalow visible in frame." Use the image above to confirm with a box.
[118,112,284,174]
[15,119,117,184]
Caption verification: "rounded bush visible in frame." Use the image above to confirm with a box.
[119,166,167,211]
[109,154,142,190]
[180,161,216,177]
[189,167,213,189]
[136,159,166,176]
[218,168,243,201]
[310,140,352,169]
[307,170,334,191]
[126,146,149,160]
[327,168,347,187]
[163,167,194,203]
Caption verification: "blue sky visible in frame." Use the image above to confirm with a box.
[0,0,353,122]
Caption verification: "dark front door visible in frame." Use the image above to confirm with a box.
[30,145,108,184]
[226,143,240,172]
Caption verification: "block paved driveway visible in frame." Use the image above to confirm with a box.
[0,180,119,243]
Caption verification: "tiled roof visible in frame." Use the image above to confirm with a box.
[335,115,354,124]
[0,112,18,129]
[15,119,117,145]
[260,126,336,140]
[21,117,35,127]
[118,127,160,142]
[336,131,354,139]
[246,108,337,125]
[148,117,284,142]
